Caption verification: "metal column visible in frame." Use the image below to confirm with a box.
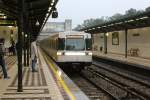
[23,2,30,66]
[24,34,27,66]
[23,1,28,66]
[17,0,24,92]
[104,33,107,54]
[125,29,128,58]
[16,23,23,92]
[29,24,32,58]
[27,3,30,66]
[27,33,30,66]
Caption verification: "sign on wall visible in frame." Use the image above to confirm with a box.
[112,32,119,45]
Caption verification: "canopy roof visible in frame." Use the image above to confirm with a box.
[80,10,150,33]
[0,0,58,41]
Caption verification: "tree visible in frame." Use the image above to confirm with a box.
[136,10,144,14]
[83,17,107,27]
[109,13,123,21]
[145,7,150,12]
[83,18,95,27]
[94,17,106,25]
[125,8,137,16]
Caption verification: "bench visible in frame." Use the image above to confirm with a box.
[128,48,139,57]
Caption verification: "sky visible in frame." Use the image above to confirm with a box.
[48,0,150,28]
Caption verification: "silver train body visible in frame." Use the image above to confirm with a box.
[40,31,92,69]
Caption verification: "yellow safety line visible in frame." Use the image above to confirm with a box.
[41,50,76,100]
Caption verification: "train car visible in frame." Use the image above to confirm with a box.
[40,31,92,70]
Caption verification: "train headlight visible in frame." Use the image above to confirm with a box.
[57,52,65,55]
[86,52,92,56]
[57,52,62,55]
[88,52,92,56]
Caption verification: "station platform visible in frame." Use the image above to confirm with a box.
[93,51,150,70]
[0,47,89,100]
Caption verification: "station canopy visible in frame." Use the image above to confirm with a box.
[0,0,58,41]
[80,10,150,33]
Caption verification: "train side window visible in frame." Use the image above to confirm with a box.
[58,38,65,50]
[86,38,92,50]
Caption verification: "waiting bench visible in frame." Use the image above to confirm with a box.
[128,48,139,57]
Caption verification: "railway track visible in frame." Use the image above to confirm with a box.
[66,61,150,100]
[47,54,150,100]
[81,61,150,100]
[84,67,144,100]
[68,72,115,100]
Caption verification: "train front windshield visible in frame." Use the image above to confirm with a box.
[66,38,85,51]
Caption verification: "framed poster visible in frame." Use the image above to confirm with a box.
[112,32,119,45]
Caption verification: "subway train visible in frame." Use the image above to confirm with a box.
[39,31,92,70]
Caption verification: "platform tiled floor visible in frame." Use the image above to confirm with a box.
[0,49,66,100]
[1,67,52,100]
[93,51,150,67]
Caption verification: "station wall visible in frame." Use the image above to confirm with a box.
[92,27,150,59]
[0,26,18,48]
